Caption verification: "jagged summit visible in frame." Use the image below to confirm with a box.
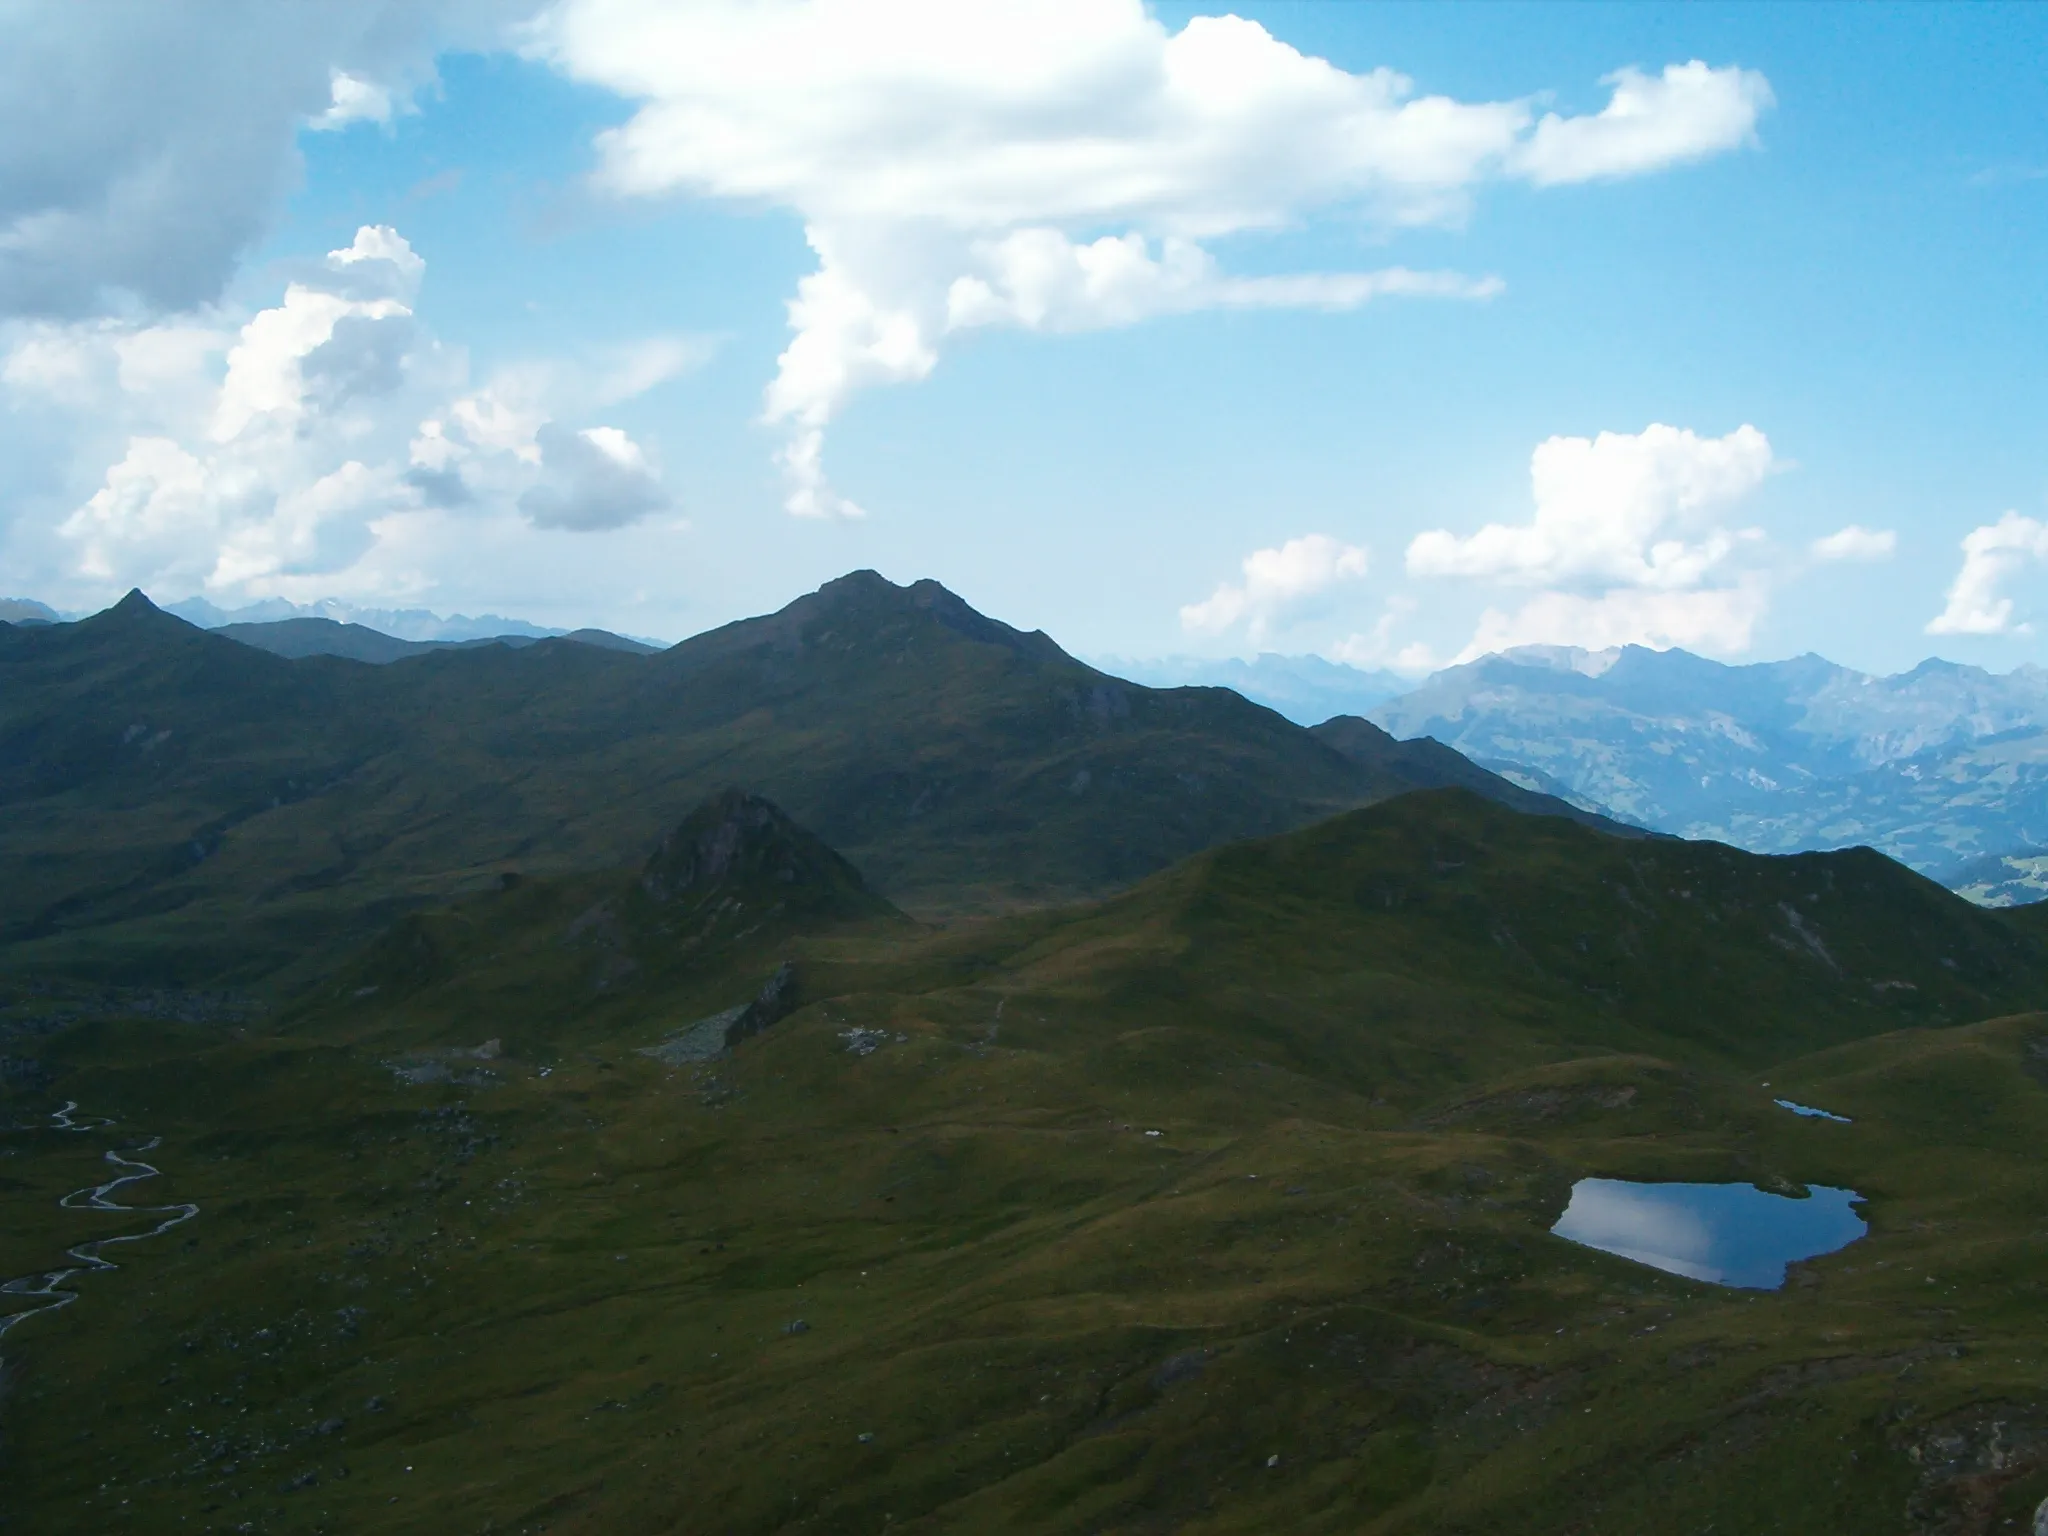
[673,569,1068,668]
[641,788,894,923]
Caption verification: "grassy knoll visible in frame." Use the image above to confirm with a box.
[2,793,2047,1534]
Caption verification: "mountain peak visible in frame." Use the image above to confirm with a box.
[683,569,1070,668]
[640,788,889,920]
[1493,643,1625,678]
[81,588,200,636]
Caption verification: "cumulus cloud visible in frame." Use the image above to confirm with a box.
[311,70,399,131]
[0,3,520,320]
[517,422,670,530]
[1510,62,1774,185]
[1926,512,2048,636]
[1328,596,1437,675]
[6,224,683,603]
[1408,423,1777,660]
[1458,581,1771,659]
[529,0,1770,516]
[1181,533,1368,641]
[48,227,445,592]
[1810,524,1896,562]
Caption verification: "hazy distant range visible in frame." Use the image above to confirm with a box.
[1107,646,2048,906]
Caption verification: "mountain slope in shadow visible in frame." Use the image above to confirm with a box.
[0,574,1637,985]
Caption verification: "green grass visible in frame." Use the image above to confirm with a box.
[5,792,2048,1533]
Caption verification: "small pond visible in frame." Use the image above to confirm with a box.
[1551,1178,1867,1289]
[1774,1098,1851,1122]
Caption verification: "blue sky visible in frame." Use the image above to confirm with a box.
[2,2,2045,676]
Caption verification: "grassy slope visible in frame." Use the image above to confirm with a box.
[0,575,1499,987]
[5,793,2048,1534]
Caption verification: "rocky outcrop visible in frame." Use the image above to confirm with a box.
[638,961,798,1066]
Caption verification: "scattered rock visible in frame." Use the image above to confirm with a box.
[785,1320,810,1336]
[640,1007,746,1067]
[1897,1401,2048,1535]
[639,963,800,1065]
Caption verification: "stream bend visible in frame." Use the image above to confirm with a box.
[0,1105,198,1348]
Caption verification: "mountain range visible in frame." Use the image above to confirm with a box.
[19,580,2048,902]
[164,593,589,643]
[1369,644,2048,897]
[0,572,1604,988]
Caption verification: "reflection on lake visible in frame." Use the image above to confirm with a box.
[1551,1178,1867,1289]
[1774,1098,1851,1122]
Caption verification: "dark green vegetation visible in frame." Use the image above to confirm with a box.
[0,572,1594,988]
[7,783,2048,1534]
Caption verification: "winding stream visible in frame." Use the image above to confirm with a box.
[0,1102,199,1348]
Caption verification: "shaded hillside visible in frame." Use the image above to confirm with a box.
[1007,788,2048,1082]
[1310,715,1644,836]
[0,573,1593,985]
[314,784,2048,1091]
[316,789,903,1058]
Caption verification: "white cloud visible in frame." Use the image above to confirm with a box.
[1810,524,1895,563]
[517,423,671,530]
[530,0,1770,515]
[1510,62,1774,186]
[311,70,399,131]
[945,229,1501,334]
[1410,424,1773,588]
[1328,596,1438,675]
[7,224,682,604]
[1461,581,1770,659]
[1181,533,1368,641]
[1407,423,1776,661]
[1926,511,2048,636]
[0,3,519,319]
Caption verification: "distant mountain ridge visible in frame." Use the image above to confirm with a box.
[0,597,59,625]
[212,615,658,663]
[1093,652,1406,725]
[164,593,576,643]
[1371,642,2048,890]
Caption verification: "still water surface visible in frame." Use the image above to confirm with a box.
[1551,1178,1867,1289]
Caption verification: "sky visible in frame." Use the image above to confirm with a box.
[2,1,2046,677]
